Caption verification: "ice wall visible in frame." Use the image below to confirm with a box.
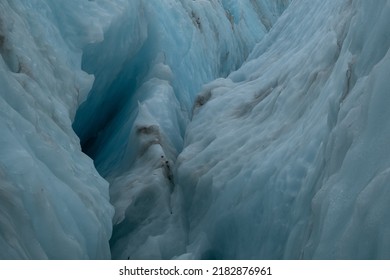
[71,0,289,259]
[0,0,114,259]
[0,0,290,259]
[73,0,289,175]
[2,0,388,260]
[177,0,390,259]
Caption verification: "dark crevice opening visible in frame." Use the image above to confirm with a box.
[72,35,154,163]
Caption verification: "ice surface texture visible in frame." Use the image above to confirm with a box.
[71,0,289,259]
[178,0,390,259]
[0,0,114,259]
[1,0,390,260]
[0,0,288,259]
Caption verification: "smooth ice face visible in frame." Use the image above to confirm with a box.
[177,0,390,259]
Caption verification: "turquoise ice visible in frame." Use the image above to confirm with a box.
[0,0,389,259]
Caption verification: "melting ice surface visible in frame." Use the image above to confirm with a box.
[0,0,390,259]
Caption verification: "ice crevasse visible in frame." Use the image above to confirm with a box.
[0,0,390,259]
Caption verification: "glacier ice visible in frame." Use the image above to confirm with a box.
[177,0,390,259]
[1,0,390,260]
[0,0,114,259]
[71,0,290,259]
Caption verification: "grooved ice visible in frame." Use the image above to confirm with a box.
[0,0,389,259]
